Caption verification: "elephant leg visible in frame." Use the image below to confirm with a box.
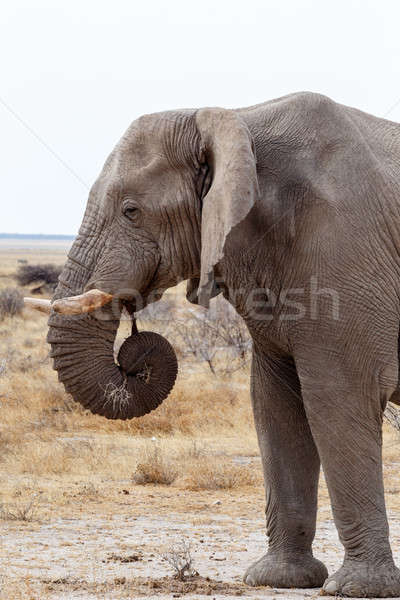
[297,355,400,598]
[244,351,328,588]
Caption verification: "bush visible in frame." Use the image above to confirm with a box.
[132,443,178,485]
[174,296,252,374]
[131,442,259,490]
[15,263,62,291]
[0,495,40,522]
[0,287,24,319]
[161,539,195,581]
[182,460,257,490]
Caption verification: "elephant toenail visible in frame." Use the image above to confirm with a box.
[323,580,338,594]
[342,582,361,596]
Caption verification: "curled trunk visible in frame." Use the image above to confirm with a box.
[47,252,177,420]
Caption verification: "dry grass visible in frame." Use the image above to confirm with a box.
[132,441,260,489]
[132,442,179,485]
[0,287,24,319]
[0,574,250,600]
[0,242,257,519]
[0,493,41,521]
[0,242,398,493]
[180,459,258,491]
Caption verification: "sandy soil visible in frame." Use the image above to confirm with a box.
[1,474,400,600]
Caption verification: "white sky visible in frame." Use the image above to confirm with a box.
[1,0,400,235]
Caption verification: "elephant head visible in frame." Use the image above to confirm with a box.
[40,107,259,419]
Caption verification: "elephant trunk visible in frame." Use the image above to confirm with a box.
[46,242,177,420]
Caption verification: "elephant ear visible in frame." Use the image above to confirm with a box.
[186,276,221,305]
[192,107,259,308]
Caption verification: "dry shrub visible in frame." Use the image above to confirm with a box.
[132,443,178,485]
[181,459,257,491]
[132,441,259,490]
[173,297,251,375]
[15,263,61,290]
[136,296,179,332]
[161,538,196,581]
[102,381,132,414]
[0,287,23,319]
[0,494,40,522]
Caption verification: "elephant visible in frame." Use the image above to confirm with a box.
[31,91,400,597]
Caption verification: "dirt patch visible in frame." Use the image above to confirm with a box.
[42,574,250,597]
[104,551,143,563]
[2,499,399,600]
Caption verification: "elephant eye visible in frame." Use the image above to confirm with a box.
[123,204,139,220]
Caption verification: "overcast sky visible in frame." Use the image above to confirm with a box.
[1,0,400,235]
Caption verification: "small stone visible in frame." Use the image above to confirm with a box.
[212,499,222,506]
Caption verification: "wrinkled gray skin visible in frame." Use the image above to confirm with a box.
[48,92,400,597]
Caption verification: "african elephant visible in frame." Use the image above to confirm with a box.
[38,92,400,597]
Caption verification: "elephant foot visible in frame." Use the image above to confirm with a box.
[322,560,400,597]
[243,551,328,588]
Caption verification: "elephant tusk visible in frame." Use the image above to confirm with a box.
[52,289,113,315]
[24,290,113,315]
[24,297,52,314]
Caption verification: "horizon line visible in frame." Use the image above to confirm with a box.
[0,232,76,239]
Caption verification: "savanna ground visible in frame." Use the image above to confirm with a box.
[0,238,399,600]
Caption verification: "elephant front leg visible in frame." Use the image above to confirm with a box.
[298,359,400,598]
[244,351,328,588]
